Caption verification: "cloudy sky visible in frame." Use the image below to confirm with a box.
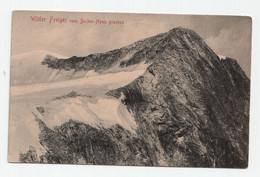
[11,11,252,77]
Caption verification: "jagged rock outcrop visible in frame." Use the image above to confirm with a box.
[19,146,40,163]
[21,27,250,168]
[32,118,157,165]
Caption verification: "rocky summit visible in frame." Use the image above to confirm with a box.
[20,27,250,168]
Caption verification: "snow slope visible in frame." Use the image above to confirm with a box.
[10,69,146,96]
[11,50,69,86]
[9,62,145,162]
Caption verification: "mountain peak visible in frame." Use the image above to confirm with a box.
[41,27,218,78]
[166,27,203,42]
[169,26,188,32]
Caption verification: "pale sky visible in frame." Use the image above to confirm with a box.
[11,11,252,77]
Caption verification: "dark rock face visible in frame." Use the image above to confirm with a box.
[21,27,250,168]
[52,91,92,100]
[30,118,156,165]
[106,28,250,168]
[19,146,39,163]
[36,106,45,115]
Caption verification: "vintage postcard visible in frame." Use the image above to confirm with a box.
[9,11,251,168]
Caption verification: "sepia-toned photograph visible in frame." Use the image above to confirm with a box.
[8,11,251,168]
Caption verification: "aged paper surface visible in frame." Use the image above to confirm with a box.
[9,11,251,167]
